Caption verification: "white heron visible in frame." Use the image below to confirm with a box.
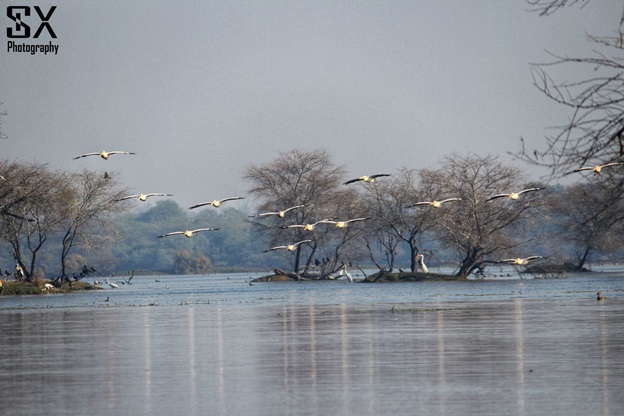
[106,278,118,289]
[338,263,354,282]
[416,254,429,274]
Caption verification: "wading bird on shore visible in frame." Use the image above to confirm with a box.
[73,151,135,160]
[487,188,544,201]
[344,174,391,185]
[264,239,312,252]
[117,193,173,202]
[250,204,305,218]
[322,218,370,228]
[416,254,429,273]
[189,197,244,209]
[407,198,462,208]
[566,162,624,175]
[158,228,219,238]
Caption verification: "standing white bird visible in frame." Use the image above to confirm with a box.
[106,278,118,289]
[250,204,305,218]
[189,197,245,209]
[264,239,312,252]
[338,263,354,282]
[344,174,391,185]
[117,193,173,202]
[322,218,370,228]
[499,256,544,265]
[407,198,462,208]
[158,228,220,238]
[566,162,624,175]
[487,188,544,201]
[73,150,135,160]
[416,254,429,274]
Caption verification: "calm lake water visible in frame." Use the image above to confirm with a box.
[1,268,623,416]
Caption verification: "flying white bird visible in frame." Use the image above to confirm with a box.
[158,228,220,238]
[264,239,312,252]
[566,162,624,175]
[189,197,245,209]
[117,193,173,202]
[407,198,462,208]
[283,219,332,231]
[344,174,391,185]
[487,188,544,201]
[499,256,544,265]
[322,218,370,228]
[73,151,135,160]
[250,204,305,218]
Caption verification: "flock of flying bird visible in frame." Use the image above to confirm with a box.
[72,149,624,270]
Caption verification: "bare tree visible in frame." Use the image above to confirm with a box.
[424,154,544,277]
[360,168,430,272]
[57,169,128,283]
[0,161,64,280]
[0,102,7,140]
[547,176,624,269]
[243,149,350,275]
[518,1,624,176]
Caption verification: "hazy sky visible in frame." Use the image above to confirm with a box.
[1,1,620,209]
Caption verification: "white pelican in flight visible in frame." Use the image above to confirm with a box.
[408,198,462,208]
[264,239,312,252]
[499,256,544,265]
[416,254,429,273]
[73,151,135,160]
[322,218,370,228]
[117,193,173,202]
[566,162,624,175]
[344,174,391,185]
[283,219,332,231]
[250,204,305,218]
[189,197,245,210]
[158,228,219,238]
[487,188,544,201]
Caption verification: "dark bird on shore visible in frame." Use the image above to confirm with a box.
[344,174,391,185]
[264,239,312,252]
[189,197,244,209]
[117,193,173,202]
[407,198,462,208]
[250,204,305,218]
[322,218,370,228]
[499,256,544,266]
[487,188,544,201]
[73,150,135,160]
[566,162,624,175]
[158,228,219,238]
